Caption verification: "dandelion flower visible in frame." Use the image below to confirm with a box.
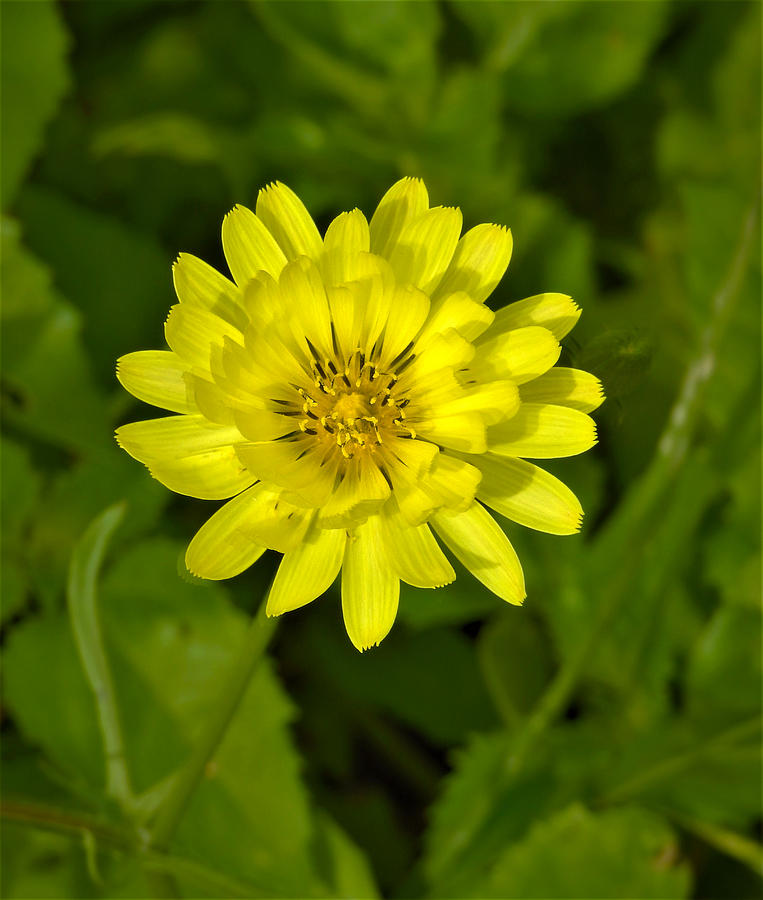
[116,179,603,651]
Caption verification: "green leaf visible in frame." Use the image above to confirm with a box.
[477,612,553,728]
[1,222,111,455]
[686,606,762,728]
[397,558,500,630]
[26,451,167,609]
[482,803,690,899]
[0,0,70,206]
[307,619,497,746]
[1,824,94,900]
[97,539,319,894]
[17,186,170,385]
[702,446,762,609]
[312,814,380,900]
[6,532,326,895]
[597,717,762,832]
[422,732,559,897]
[1,437,42,624]
[3,614,106,793]
[454,1,669,117]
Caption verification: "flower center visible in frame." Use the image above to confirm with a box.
[296,349,415,458]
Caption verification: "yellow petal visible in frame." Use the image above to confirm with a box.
[417,291,495,346]
[415,412,487,454]
[474,325,560,384]
[236,439,339,507]
[381,438,441,525]
[378,283,430,368]
[381,435,439,480]
[488,403,597,459]
[380,499,455,588]
[185,484,267,579]
[432,502,525,605]
[402,329,474,388]
[473,454,583,535]
[173,253,248,330]
[491,293,581,341]
[233,406,298,442]
[369,177,429,259]
[519,367,605,413]
[240,328,309,395]
[115,414,241,461]
[433,223,513,303]
[116,415,253,499]
[116,350,196,414]
[424,452,482,513]
[357,269,393,355]
[386,206,463,295]
[390,478,440,526]
[267,523,346,616]
[221,204,288,286]
[278,257,334,359]
[326,283,359,360]
[318,456,391,528]
[235,487,312,553]
[435,381,520,425]
[255,181,323,260]
[322,209,371,285]
[342,516,400,651]
[187,374,235,425]
[164,303,243,372]
[148,454,253,501]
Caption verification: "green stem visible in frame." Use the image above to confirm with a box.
[1,799,271,898]
[598,717,761,806]
[503,560,631,777]
[67,503,134,812]
[149,601,277,850]
[666,811,763,878]
[354,706,442,797]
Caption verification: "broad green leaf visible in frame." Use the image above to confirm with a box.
[482,803,690,899]
[1,0,70,206]
[5,532,326,895]
[1,438,42,623]
[3,615,105,791]
[97,539,319,894]
[455,1,669,117]
[477,612,552,727]
[598,717,762,832]
[702,446,762,610]
[1,225,110,455]
[27,450,167,610]
[312,814,380,900]
[686,606,762,728]
[92,113,224,165]
[17,186,170,385]
[307,618,497,746]
[0,824,94,900]
[422,732,560,897]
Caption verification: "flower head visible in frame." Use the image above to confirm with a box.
[116,179,603,650]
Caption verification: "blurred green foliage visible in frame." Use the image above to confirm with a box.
[1,1,760,898]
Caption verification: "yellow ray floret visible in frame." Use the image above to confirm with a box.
[115,178,604,651]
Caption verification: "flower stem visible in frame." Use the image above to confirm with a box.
[67,503,135,813]
[149,601,277,851]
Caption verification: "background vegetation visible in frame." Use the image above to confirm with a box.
[1,1,760,898]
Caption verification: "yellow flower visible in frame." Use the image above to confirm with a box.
[116,179,603,651]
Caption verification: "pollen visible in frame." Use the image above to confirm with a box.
[297,348,413,457]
